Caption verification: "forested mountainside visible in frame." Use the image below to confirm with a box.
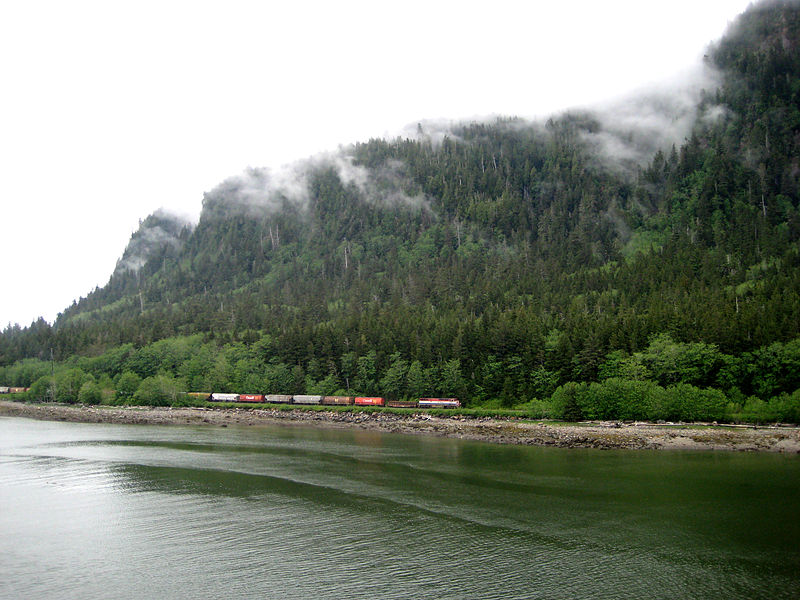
[2,1,799,421]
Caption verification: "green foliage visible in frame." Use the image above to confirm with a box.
[115,371,142,402]
[634,334,724,388]
[78,381,102,405]
[521,398,555,420]
[380,352,408,401]
[665,384,728,423]
[726,389,800,424]
[262,361,295,394]
[55,369,90,404]
[133,374,185,407]
[305,372,340,395]
[76,344,135,379]
[1,2,799,424]
[550,382,587,422]
[528,367,560,401]
[355,350,378,396]
[439,359,467,403]
[772,390,800,424]
[745,339,800,398]
[598,351,651,381]
[621,230,667,260]
[0,358,52,387]
[406,360,430,397]
[29,376,54,402]
[550,378,730,423]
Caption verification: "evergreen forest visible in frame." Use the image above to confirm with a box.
[2,1,800,423]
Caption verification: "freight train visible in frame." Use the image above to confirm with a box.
[190,393,460,409]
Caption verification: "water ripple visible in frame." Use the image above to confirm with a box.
[1,418,798,599]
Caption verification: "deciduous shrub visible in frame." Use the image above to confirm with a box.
[550,382,587,421]
[78,381,102,405]
[133,374,185,407]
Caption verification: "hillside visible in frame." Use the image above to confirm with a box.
[2,0,799,421]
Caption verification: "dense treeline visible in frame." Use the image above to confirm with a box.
[2,332,799,422]
[1,1,799,421]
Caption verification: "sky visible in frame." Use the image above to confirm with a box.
[0,0,754,327]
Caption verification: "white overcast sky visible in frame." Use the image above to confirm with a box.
[1,0,753,327]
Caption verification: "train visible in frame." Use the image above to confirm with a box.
[190,393,461,409]
[0,387,30,394]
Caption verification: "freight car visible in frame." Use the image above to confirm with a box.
[198,393,460,409]
[321,396,353,405]
[238,394,265,403]
[292,395,323,405]
[265,394,293,404]
[210,393,240,402]
[354,397,385,406]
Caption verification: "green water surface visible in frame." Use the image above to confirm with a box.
[0,417,797,599]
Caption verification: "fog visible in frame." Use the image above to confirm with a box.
[114,210,192,275]
[0,0,754,326]
[198,150,429,223]
[578,63,726,173]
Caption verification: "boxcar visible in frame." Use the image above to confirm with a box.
[418,398,461,409]
[239,394,265,403]
[354,397,385,406]
[321,396,354,405]
[210,393,240,402]
[187,392,211,401]
[292,395,323,405]
[0,387,9,394]
[265,394,293,404]
[9,387,29,393]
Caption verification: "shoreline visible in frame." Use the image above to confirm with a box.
[1,400,798,452]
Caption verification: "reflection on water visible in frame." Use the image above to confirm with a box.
[0,416,798,599]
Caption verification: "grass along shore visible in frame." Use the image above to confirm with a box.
[1,399,798,452]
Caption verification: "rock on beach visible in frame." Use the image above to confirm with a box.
[1,400,798,453]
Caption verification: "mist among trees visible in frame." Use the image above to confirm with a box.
[2,1,799,423]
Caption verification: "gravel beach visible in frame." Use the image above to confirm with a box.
[1,400,798,452]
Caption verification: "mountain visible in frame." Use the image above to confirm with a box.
[2,0,799,420]
[112,210,192,278]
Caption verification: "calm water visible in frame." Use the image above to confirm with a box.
[0,417,798,599]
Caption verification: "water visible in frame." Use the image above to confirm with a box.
[1,417,798,599]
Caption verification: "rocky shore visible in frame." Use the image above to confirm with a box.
[1,399,798,452]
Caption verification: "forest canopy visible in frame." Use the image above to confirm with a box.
[2,1,799,423]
